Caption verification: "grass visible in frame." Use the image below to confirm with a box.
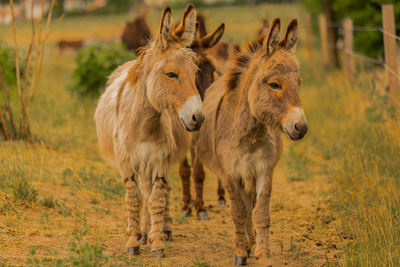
[289,46,400,265]
[0,2,399,266]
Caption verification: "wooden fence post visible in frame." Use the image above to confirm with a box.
[343,18,354,84]
[319,14,329,67]
[304,14,313,60]
[382,4,399,106]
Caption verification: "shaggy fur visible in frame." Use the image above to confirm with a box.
[195,18,308,265]
[95,5,202,257]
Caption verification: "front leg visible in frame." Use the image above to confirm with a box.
[125,174,142,256]
[148,176,169,257]
[162,184,172,241]
[139,199,150,245]
[253,173,273,266]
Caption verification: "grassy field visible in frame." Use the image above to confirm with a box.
[0,3,399,266]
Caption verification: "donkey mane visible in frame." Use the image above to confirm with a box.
[226,41,263,92]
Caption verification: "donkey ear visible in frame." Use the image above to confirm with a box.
[280,18,298,50]
[264,18,281,56]
[174,4,197,46]
[159,6,173,49]
[201,23,225,49]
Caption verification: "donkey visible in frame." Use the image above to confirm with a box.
[179,18,272,220]
[121,16,152,54]
[95,5,202,258]
[178,18,225,220]
[195,18,308,265]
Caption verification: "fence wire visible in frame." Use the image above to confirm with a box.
[322,20,400,83]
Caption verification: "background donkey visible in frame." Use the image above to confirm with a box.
[195,18,308,265]
[179,16,225,220]
[95,4,203,258]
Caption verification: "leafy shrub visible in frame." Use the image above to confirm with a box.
[70,42,134,98]
[0,42,25,87]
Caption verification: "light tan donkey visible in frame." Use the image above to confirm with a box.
[94,5,203,258]
[195,18,308,265]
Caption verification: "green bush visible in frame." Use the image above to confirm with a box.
[0,42,25,87]
[70,42,135,98]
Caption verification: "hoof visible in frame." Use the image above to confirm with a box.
[235,256,247,266]
[139,233,148,245]
[152,248,165,258]
[163,230,172,241]
[197,210,209,220]
[181,209,192,217]
[218,198,226,205]
[127,246,140,256]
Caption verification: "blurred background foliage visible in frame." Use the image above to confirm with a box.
[302,0,400,59]
[70,41,134,98]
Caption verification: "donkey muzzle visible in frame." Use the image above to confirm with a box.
[178,95,204,132]
[282,106,308,141]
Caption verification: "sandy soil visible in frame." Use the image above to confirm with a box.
[0,162,341,266]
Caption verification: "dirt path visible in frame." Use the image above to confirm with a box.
[0,160,341,266]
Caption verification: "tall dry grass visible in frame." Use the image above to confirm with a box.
[295,46,400,266]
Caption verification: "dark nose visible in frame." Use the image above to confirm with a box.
[191,112,205,131]
[294,122,308,139]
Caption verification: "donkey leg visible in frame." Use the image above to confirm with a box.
[226,180,248,265]
[139,200,150,245]
[193,156,208,220]
[179,157,192,217]
[253,175,273,266]
[162,184,173,241]
[125,174,142,256]
[217,178,226,205]
[246,211,256,257]
[240,190,256,257]
[148,176,169,257]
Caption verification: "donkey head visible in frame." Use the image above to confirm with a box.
[247,18,308,140]
[191,22,225,100]
[146,5,204,132]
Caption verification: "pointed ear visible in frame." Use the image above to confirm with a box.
[201,23,225,49]
[279,18,298,50]
[159,6,173,49]
[174,4,197,46]
[264,18,280,56]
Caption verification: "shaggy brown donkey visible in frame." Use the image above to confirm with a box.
[180,18,272,220]
[136,17,225,243]
[178,20,225,220]
[121,16,152,54]
[195,18,308,265]
[95,5,203,258]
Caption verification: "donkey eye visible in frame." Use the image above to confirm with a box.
[166,72,178,79]
[268,82,281,90]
